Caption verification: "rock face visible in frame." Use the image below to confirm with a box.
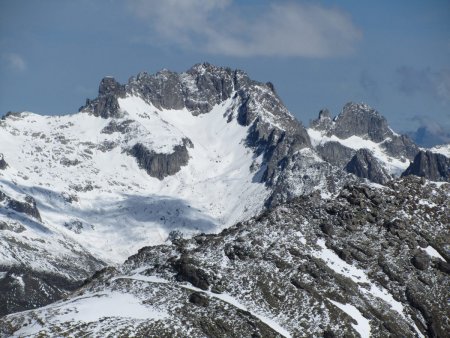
[402,150,450,181]
[332,102,392,142]
[2,177,448,337]
[1,191,42,222]
[80,76,126,118]
[316,141,355,168]
[345,148,390,184]
[310,103,419,160]
[0,268,82,317]
[129,139,193,180]
[0,153,7,170]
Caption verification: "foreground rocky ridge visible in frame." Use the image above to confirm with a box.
[2,176,448,337]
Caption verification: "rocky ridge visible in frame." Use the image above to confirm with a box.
[1,176,448,337]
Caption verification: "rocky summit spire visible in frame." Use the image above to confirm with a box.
[80,76,125,118]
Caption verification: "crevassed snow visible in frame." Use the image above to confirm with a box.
[329,299,370,338]
[0,95,269,267]
[307,128,409,176]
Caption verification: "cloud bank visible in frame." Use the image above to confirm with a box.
[128,0,362,57]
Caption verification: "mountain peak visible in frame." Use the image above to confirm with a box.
[98,76,124,96]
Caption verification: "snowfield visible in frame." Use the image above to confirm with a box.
[0,94,269,271]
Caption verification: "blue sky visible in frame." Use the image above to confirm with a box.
[1,0,449,135]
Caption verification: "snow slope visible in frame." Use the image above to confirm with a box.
[430,143,450,157]
[0,94,269,270]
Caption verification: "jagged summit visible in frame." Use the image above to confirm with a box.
[308,102,421,181]
[311,102,391,142]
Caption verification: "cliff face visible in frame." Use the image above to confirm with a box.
[402,150,450,182]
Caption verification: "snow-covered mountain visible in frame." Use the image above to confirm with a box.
[0,63,448,322]
[0,63,328,315]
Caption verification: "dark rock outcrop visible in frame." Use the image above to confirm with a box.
[0,268,82,317]
[345,148,391,184]
[316,142,355,168]
[411,251,431,270]
[0,153,8,170]
[172,255,210,290]
[189,292,210,307]
[101,119,135,134]
[129,139,192,180]
[80,76,126,118]
[7,195,42,221]
[382,134,419,160]
[335,103,391,142]
[402,150,450,181]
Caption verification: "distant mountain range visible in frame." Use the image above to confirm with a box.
[0,63,448,337]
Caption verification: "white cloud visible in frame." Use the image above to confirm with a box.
[2,53,27,71]
[128,0,361,58]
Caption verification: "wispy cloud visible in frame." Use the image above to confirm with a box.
[127,0,362,58]
[397,66,450,104]
[1,52,27,71]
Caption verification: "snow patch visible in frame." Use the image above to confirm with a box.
[329,299,370,338]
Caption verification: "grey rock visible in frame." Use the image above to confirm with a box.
[382,134,419,160]
[402,150,450,182]
[0,268,82,317]
[316,142,355,168]
[59,157,81,167]
[332,102,392,142]
[172,255,210,290]
[79,76,126,118]
[7,195,42,221]
[310,108,333,131]
[412,251,431,270]
[129,138,192,180]
[189,292,210,307]
[345,148,391,184]
[0,153,8,170]
[101,119,135,134]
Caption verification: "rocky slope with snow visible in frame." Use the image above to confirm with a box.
[1,176,448,337]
